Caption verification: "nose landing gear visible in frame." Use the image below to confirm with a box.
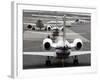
[45,56,51,66]
[73,56,79,65]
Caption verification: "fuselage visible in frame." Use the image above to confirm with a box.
[56,46,71,59]
[53,36,71,59]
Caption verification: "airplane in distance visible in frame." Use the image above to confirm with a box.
[46,18,90,31]
[23,15,90,66]
[46,19,76,31]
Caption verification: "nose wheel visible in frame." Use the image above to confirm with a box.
[45,56,51,66]
[73,56,79,65]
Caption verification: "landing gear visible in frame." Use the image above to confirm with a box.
[73,56,79,65]
[61,59,65,67]
[45,56,51,66]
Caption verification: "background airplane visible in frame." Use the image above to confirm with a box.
[46,20,76,31]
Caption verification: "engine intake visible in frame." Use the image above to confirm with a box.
[73,39,83,50]
[76,42,82,50]
[44,42,51,50]
[43,38,52,50]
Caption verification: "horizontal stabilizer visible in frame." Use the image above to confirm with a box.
[23,52,56,57]
[23,51,91,57]
[69,51,91,56]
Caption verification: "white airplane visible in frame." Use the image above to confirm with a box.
[23,15,90,66]
[46,21,63,31]
[46,20,76,31]
[24,36,90,66]
[75,19,90,24]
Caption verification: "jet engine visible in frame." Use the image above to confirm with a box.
[43,38,52,50]
[73,39,83,50]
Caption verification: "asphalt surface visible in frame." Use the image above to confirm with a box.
[23,23,91,69]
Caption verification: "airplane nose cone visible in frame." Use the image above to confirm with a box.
[56,48,70,59]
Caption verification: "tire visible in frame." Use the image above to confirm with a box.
[32,27,35,30]
[73,59,79,65]
[45,60,51,66]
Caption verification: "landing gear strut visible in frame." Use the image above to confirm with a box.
[45,56,51,66]
[73,56,79,65]
[61,59,65,67]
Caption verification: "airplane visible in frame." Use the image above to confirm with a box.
[42,35,90,65]
[46,20,76,31]
[23,22,47,31]
[24,36,90,66]
[23,15,91,66]
[46,21,63,31]
[75,19,90,24]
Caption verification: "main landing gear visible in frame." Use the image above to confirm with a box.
[45,56,79,66]
[73,56,79,65]
[45,56,51,66]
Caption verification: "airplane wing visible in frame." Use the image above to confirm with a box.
[69,51,91,56]
[23,52,56,57]
[23,51,91,57]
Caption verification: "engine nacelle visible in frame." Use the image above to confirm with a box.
[73,39,83,50]
[43,38,52,50]
[47,25,51,31]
